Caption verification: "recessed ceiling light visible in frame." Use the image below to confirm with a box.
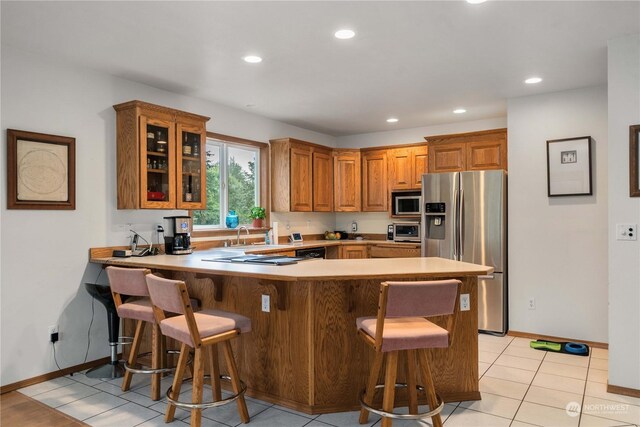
[466,0,487,4]
[386,118,399,123]
[525,77,543,84]
[453,109,467,114]
[243,55,262,64]
[334,29,355,40]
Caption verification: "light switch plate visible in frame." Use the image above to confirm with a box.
[616,224,637,241]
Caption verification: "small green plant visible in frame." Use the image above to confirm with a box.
[249,206,266,220]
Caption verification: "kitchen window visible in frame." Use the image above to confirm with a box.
[192,134,265,230]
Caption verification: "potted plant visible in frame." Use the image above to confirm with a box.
[249,206,266,228]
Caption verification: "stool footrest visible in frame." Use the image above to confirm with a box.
[166,375,247,410]
[124,350,190,375]
[359,383,444,421]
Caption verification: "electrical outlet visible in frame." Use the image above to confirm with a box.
[261,295,270,312]
[616,224,637,241]
[460,294,470,311]
[528,298,536,310]
[48,325,59,342]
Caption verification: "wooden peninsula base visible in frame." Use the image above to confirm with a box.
[90,254,489,414]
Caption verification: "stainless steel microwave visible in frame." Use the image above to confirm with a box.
[391,191,421,216]
[392,222,421,242]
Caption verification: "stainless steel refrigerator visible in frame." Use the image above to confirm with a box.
[421,170,507,335]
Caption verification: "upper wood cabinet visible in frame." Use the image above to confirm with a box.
[388,145,429,189]
[113,100,209,209]
[425,128,507,173]
[312,148,333,212]
[361,149,388,212]
[333,150,361,212]
[270,138,333,212]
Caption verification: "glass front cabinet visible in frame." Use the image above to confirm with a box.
[114,100,209,209]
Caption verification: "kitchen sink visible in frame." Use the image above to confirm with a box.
[202,254,306,265]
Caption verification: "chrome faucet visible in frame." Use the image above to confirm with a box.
[237,226,249,245]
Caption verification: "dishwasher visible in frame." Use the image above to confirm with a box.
[294,247,326,259]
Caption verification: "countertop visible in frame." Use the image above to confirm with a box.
[90,252,492,282]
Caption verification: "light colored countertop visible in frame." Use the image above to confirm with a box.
[90,252,492,282]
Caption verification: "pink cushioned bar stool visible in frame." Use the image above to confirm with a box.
[357,279,461,427]
[106,266,187,401]
[145,273,251,427]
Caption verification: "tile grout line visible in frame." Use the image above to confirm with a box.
[507,340,547,427]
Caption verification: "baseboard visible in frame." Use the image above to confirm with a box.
[607,383,640,398]
[507,330,608,349]
[0,356,113,394]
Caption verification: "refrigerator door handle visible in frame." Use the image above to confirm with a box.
[453,189,458,259]
[459,189,464,258]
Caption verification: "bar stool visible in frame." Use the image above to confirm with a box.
[84,282,125,379]
[145,273,251,427]
[106,266,185,400]
[357,279,460,427]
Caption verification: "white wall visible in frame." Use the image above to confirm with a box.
[507,86,609,342]
[0,47,337,386]
[607,34,640,390]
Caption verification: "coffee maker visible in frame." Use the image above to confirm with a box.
[163,216,193,255]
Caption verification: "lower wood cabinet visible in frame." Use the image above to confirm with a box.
[339,245,369,259]
[369,243,420,258]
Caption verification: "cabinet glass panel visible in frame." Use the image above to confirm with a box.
[181,131,202,203]
[145,124,170,202]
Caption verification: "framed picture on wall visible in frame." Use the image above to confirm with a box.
[630,124,640,197]
[546,136,592,197]
[6,129,76,209]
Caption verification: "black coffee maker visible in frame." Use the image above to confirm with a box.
[163,216,193,255]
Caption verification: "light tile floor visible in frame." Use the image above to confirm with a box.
[18,334,639,426]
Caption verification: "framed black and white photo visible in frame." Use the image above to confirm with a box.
[546,136,592,197]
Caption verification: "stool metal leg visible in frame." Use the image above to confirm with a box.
[418,349,443,427]
[382,351,399,427]
[191,347,205,427]
[359,351,383,424]
[405,350,418,415]
[166,343,190,423]
[223,341,249,424]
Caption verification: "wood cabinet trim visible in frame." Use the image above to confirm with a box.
[114,100,210,122]
[424,128,507,143]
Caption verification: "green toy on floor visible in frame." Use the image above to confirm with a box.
[530,340,589,356]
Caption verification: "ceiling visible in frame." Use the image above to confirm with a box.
[2,1,639,136]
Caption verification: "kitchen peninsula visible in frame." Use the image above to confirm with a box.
[89,251,492,414]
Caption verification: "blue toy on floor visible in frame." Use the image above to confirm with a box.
[530,340,589,356]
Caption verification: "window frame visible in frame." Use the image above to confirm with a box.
[191,132,269,237]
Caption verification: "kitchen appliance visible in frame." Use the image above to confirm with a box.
[421,170,507,335]
[392,222,421,242]
[391,191,421,216]
[295,247,327,259]
[387,224,394,241]
[163,216,193,255]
